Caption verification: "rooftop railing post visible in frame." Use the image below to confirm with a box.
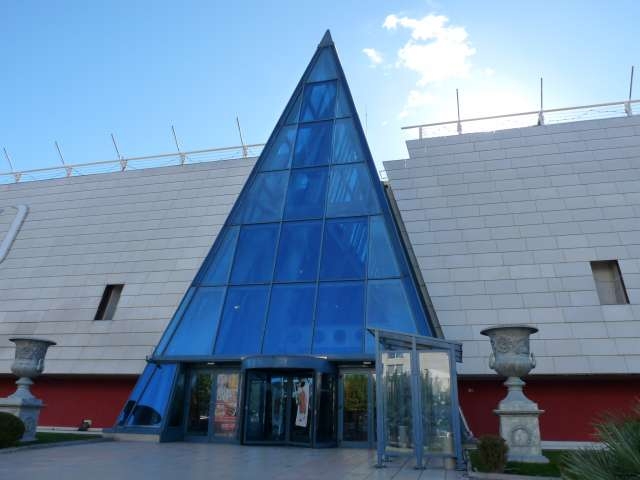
[626,66,634,116]
[537,77,545,126]
[418,126,423,140]
[456,88,462,134]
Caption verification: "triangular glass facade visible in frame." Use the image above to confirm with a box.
[117,31,434,429]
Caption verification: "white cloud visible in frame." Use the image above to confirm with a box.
[384,14,476,85]
[483,67,495,77]
[398,89,435,118]
[362,48,383,66]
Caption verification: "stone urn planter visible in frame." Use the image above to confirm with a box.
[0,337,56,442]
[481,326,548,464]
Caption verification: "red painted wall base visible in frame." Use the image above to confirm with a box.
[1,374,637,439]
[459,376,640,441]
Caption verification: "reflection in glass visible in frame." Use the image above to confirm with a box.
[164,287,226,356]
[308,48,338,82]
[289,375,313,443]
[214,286,269,355]
[126,364,177,427]
[313,282,364,354]
[317,373,337,443]
[274,222,321,282]
[332,118,365,164]
[117,363,155,425]
[231,171,288,224]
[230,224,279,284]
[293,121,333,168]
[154,288,195,357]
[213,373,240,439]
[187,371,212,436]
[262,284,315,354]
[285,92,302,125]
[326,163,380,217]
[382,351,413,452]
[300,81,337,122]
[419,351,453,454]
[335,83,350,118]
[284,167,328,220]
[261,126,296,171]
[320,218,368,280]
[343,373,368,442]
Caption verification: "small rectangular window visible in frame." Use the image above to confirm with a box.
[94,284,124,320]
[590,261,629,305]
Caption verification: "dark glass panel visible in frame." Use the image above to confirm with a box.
[308,48,338,82]
[126,364,177,427]
[214,286,270,355]
[335,83,351,118]
[284,167,328,220]
[275,221,322,282]
[317,373,337,443]
[200,226,240,285]
[366,279,417,334]
[230,223,279,284]
[260,126,296,171]
[320,218,368,280]
[285,92,302,125]
[230,171,288,224]
[262,284,315,354]
[293,121,332,168]
[186,371,212,436]
[164,287,226,356]
[154,287,195,356]
[300,81,337,122]
[168,368,186,427]
[313,282,364,354]
[326,164,381,217]
[368,216,401,278]
[332,119,365,164]
[403,276,431,337]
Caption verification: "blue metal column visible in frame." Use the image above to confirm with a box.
[448,346,466,471]
[375,330,385,467]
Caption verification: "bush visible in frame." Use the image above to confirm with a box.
[562,402,640,480]
[475,434,509,473]
[0,412,25,448]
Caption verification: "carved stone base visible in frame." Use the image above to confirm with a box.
[494,377,548,464]
[0,378,43,442]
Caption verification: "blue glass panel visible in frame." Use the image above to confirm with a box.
[260,126,296,171]
[126,364,177,427]
[308,48,338,82]
[200,227,240,285]
[117,363,155,425]
[326,164,381,217]
[284,167,328,220]
[262,284,315,354]
[335,83,350,118]
[332,118,365,164]
[230,224,279,284]
[368,216,401,278]
[300,81,337,122]
[293,121,332,168]
[275,221,322,282]
[313,282,364,354]
[366,279,417,334]
[214,286,269,355]
[164,287,226,356]
[402,276,431,336]
[285,92,302,125]
[154,287,195,356]
[231,171,288,224]
[320,218,368,280]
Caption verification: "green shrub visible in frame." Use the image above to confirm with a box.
[476,434,509,473]
[562,402,640,480]
[0,412,25,448]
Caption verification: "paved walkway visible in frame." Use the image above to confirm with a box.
[0,441,466,480]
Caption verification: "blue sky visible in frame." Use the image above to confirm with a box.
[1,1,638,173]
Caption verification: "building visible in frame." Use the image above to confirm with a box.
[1,31,639,447]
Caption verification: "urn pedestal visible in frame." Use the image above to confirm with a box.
[480,326,548,464]
[0,337,56,442]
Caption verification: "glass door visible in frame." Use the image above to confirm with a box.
[186,370,213,438]
[339,369,375,447]
[288,374,313,444]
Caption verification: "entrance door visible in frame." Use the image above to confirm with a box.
[185,368,241,441]
[339,369,375,447]
[243,371,313,445]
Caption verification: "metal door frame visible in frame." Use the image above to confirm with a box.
[338,367,375,448]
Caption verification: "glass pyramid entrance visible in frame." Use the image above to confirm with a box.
[114,31,437,442]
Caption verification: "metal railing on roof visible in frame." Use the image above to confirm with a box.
[402,99,640,140]
[0,143,265,185]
